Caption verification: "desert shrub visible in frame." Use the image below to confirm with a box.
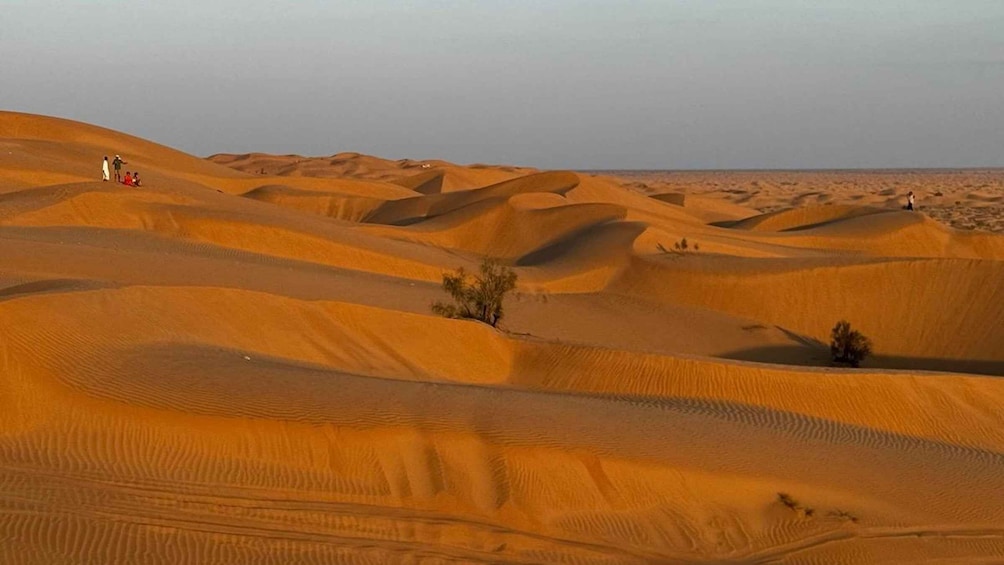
[777,492,814,519]
[828,509,859,524]
[830,320,872,367]
[432,258,517,327]
[660,237,698,255]
[777,492,799,510]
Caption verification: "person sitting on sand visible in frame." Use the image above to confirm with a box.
[123,172,134,186]
[907,191,915,211]
[132,172,142,187]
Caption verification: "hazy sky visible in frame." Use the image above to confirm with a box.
[2,1,1002,169]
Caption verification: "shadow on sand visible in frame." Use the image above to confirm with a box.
[720,344,1004,377]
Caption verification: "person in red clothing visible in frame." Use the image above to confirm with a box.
[123,172,134,186]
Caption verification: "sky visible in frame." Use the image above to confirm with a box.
[2,0,1003,169]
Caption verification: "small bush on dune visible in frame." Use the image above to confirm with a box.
[777,492,815,519]
[777,492,799,510]
[659,238,699,255]
[828,509,859,524]
[830,320,872,367]
[432,258,517,327]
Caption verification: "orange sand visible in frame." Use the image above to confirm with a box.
[604,168,1004,232]
[0,111,1002,564]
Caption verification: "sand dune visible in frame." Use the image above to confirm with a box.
[209,151,533,193]
[720,204,894,231]
[241,184,389,222]
[711,206,1004,259]
[1,111,1003,564]
[363,170,581,225]
[365,193,627,261]
[616,255,1004,370]
[390,169,447,194]
[609,168,1004,233]
[650,192,760,224]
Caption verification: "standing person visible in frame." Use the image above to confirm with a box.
[907,191,915,211]
[102,156,110,181]
[112,155,126,182]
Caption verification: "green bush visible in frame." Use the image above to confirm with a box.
[830,320,873,367]
[432,258,517,327]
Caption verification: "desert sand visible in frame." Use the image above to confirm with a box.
[0,110,1002,564]
[604,169,1004,233]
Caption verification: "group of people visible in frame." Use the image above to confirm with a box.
[101,155,142,187]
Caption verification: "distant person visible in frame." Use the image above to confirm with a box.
[907,191,915,211]
[124,171,134,186]
[132,172,142,187]
[112,155,126,182]
[102,156,110,181]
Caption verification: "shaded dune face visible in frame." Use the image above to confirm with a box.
[1,110,1003,564]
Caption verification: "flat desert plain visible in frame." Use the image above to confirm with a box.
[0,111,1002,564]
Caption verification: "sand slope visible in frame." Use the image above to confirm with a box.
[609,168,1004,233]
[1,111,1003,564]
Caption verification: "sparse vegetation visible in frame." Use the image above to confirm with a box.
[830,320,873,368]
[658,238,700,255]
[828,509,860,524]
[432,258,517,327]
[777,493,863,524]
[777,492,815,519]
